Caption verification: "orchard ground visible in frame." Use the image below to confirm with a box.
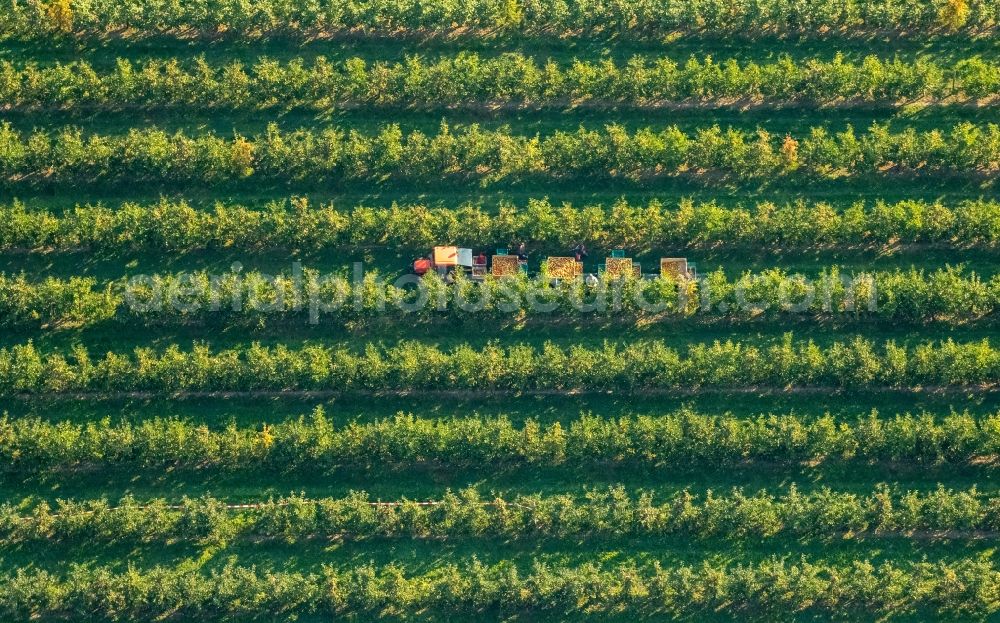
[2,14,1000,622]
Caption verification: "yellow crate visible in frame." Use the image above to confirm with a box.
[660,258,689,279]
[605,257,634,278]
[491,255,521,277]
[547,257,581,280]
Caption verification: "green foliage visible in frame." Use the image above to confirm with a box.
[3,1,1000,615]
[0,53,990,110]
[938,0,971,30]
[5,197,1000,253]
[1,558,998,619]
[2,265,999,327]
[1,336,999,395]
[2,406,998,471]
[1,485,997,544]
[2,122,999,188]
[0,273,117,327]
[0,0,996,39]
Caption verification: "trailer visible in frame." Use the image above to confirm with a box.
[413,246,696,282]
[414,246,475,276]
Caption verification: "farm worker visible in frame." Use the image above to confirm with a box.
[477,252,487,265]
[573,243,588,261]
[516,242,527,261]
[585,273,598,288]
